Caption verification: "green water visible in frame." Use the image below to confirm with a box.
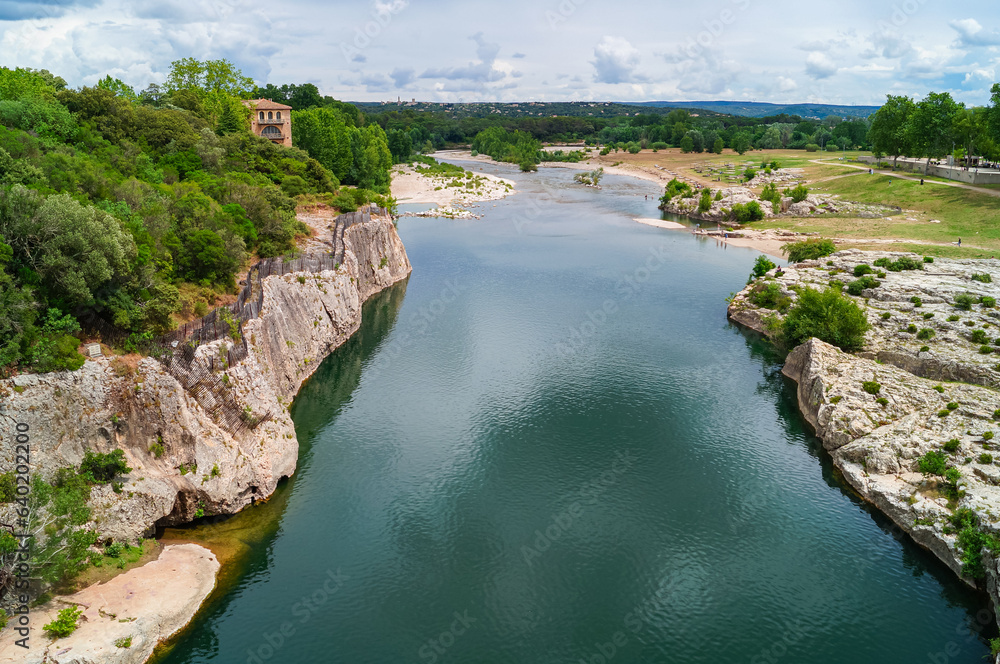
[160,164,991,663]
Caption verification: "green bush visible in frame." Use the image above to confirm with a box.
[981,296,996,308]
[971,272,993,283]
[954,293,976,311]
[846,276,881,296]
[906,324,918,334]
[944,439,960,453]
[948,402,959,410]
[880,312,891,320]
[747,281,791,312]
[933,385,945,393]
[743,167,756,180]
[862,381,881,395]
[922,312,934,320]
[971,329,989,344]
[43,605,83,638]
[79,449,131,483]
[985,431,995,441]
[853,264,872,277]
[789,184,809,203]
[783,238,836,263]
[910,296,922,307]
[749,255,776,281]
[781,286,871,351]
[918,450,948,475]
[920,345,930,352]
[731,201,764,222]
[917,328,935,340]
[948,315,960,322]
[980,453,994,464]
[924,256,934,263]
[981,345,994,355]
[0,472,14,502]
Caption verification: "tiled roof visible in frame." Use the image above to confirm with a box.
[243,99,293,110]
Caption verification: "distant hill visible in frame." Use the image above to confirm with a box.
[631,101,880,120]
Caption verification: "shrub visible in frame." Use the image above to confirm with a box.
[846,276,881,296]
[731,201,764,222]
[954,293,976,310]
[862,381,882,395]
[906,324,918,334]
[944,439,960,453]
[79,449,131,483]
[783,238,836,263]
[748,282,791,312]
[933,385,945,393]
[918,450,948,475]
[805,144,821,152]
[923,313,934,320]
[0,472,14,502]
[115,636,133,648]
[853,264,872,277]
[917,328,935,340]
[749,255,776,282]
[876,397,888,406]
[44,605,83,638]
[744,167,757,181]
[985,432,995,441]
[980,453,994,465]
[880,312,891,320]
[920,345,930,352]
[782,286,871,351]
[972,329,990,344]
[924,256,934,263]
[698,189,712,213]
[971,272,993,283]
[948,315,960,322]
[789,184,809,203]
[995,409,1000,420]
[947,402,959,410]
[981,345,994,355]
[149,442,164,458]
[910,296,922,307]
[981,296,996,308]
[938,410,951,417]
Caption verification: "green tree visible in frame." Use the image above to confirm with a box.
[732,132,751,155]
[782,286,871,351]
[292,106,353,182]
[95,76,137,101]
[712,137,725,154]
[868,95,915,166]
[907,91,961,172]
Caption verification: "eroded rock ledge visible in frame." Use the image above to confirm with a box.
[0,210,410,661]
[728,250,1000,637]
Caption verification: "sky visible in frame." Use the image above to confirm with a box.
[0,0,998,106]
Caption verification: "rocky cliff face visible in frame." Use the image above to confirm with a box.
[729,250,1000,644]
[0,211,411,545]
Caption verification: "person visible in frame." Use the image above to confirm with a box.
[958,238,962,246]
[920,179,924,185]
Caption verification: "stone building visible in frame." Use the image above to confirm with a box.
[243,99,293,147]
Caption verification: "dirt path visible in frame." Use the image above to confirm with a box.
[809,159,1000,198]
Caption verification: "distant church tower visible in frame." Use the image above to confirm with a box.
[243,99,293,147]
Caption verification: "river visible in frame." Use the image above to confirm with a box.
[157,162,991,663]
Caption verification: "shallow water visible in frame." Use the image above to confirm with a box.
[159,163,991,663]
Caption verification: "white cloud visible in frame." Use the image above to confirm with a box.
[805,52,838,79]
[778,76,798,92]
[950,18,1000,47]
[591,36,643,84]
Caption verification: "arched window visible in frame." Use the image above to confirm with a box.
[259,111,264,120]
[276,112,281,120]
[262,126,282,138]
[268,111,273,120]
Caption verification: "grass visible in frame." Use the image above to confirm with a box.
[755,173,1000,256]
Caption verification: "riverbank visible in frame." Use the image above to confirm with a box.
[391,160,516,215]
[728,250,1000,652]
[0,208,411,662]
[0,544,218,664]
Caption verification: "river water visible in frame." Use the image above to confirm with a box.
[158,162,991,663]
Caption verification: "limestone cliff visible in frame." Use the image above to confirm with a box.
[728,250,1000,646]
[0,210,411,546]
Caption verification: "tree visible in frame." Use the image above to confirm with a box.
[163,58,255,127]
[216,98,248,136]
[95,76,137,102]
[292,106,353,182]
[712,137,725,154]
[387,129,413,163]
[868,95,915,167]
[782,286,870,351]
[907,91,961,173]
[679,135,694,153]
[732,132,751,155]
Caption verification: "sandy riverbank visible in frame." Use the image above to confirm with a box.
[0,544,219,664]
[391,161,516,210]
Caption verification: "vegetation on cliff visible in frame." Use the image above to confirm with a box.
[0,62,394,377]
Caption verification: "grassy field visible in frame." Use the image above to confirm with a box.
[595,148,1000,258]
[760,173,1000,258]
